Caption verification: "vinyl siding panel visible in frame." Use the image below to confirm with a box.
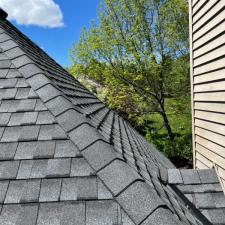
[190,0,225,188]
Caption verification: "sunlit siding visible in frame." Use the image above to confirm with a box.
[189,0,225,188]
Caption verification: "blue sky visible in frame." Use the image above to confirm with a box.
[4,0,100,67]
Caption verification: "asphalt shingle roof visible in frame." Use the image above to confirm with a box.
[0,10,224,225]
[168,169,225,225]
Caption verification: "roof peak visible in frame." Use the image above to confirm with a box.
[0,8,8,20]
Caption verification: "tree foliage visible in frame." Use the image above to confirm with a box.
[69,0,191,163]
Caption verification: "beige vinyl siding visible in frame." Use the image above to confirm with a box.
[194,69,225,84]
[193,20,225,49]
[190,0,225,189]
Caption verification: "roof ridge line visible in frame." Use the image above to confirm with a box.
[0,27,171,225]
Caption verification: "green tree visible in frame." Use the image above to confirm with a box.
[70,0,190,158]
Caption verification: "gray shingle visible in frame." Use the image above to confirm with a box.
[0,78,17,88]
[16,99,36,112]
[177,183,222,194]
[83,140,121,171]
[141,207,183,225]
[0,69,8,78]
[60,178,78,201]
[151,178,166,198]
[0,40,18,51]
[117,181,164,224]
[8,112,24,126]
[60,177,97,201]
[37,202,85,225]
[6,69,21,78]
[159,167,168,183]
[36,111,55,124]
[168,169,183,184]
[35,99,47,111]
[76,176,98,200]
[28,89,38,98]
[17,160,33,179]
[57,109,87,132]
[0,60,11,69]
[98,179,113,199]
[0,33,11,41]
[0,160,19,179]
[0,100,18,112]
[212,192,225,208]
[15,87,30,99]
[15,142,36,159]
[39,178,61,202]
[5,180,40,203]
[0,112,13,126]
[60,202,85,225]
[21,112,38,125]
[46,158,71,178]
[207,209,225,224]
[180,169,201,184]
[0,181,9,203]
[18,125,40,141]
[0,204,38,225]
[0,127,4,140]
[18,63,43,78]
[16,78,29,88]
[27,73,51,90]
[33,141,55,159]
[38,124,67,140]
[201,210,211,221]
[69,123,104,150]
[45,95,74,116]
[195,193,215,209]
[0,52,8,60]
[0,142,17,160]
[1,88,17,99]
[12,55,33,68]
[0,89,5,100]
[4,46,25,59]
[54,140,80,158]
[86,200,118,225]
[1,100,16,112]
[98,160,140,195]
[198,169,219,184]
[121,210,136,225]
[1,126,20,142]
[20,179,41,203]
[30,160,48,178]
[36,84,62,102]
[185,194,193,203]
[4,180,24,203]
[70,158,94,176]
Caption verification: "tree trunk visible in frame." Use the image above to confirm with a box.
[160,109,176,156]
[161,110,174,142]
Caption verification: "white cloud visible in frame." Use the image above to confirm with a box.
[0,0,64,28]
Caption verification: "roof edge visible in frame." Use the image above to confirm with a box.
[0,8,8,20]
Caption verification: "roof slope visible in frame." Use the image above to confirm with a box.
[0,15,220,225]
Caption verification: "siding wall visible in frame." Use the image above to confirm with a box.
[189,0,225,185]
